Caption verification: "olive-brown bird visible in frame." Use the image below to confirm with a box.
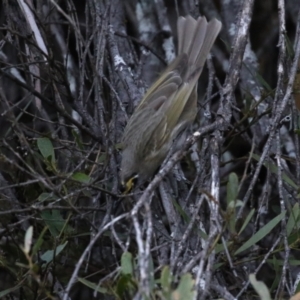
[120,15,222,193]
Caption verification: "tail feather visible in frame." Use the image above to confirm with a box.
[175,16,222,133]
[188,17,207,67]
[177,16,222,80]
[193,19,222,73]
[177,16,198,56]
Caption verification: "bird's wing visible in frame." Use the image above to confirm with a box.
[122,56,187,154]
[122,81,178,146]
[135,54,188,110]
[151,68,202,151]
[139,70,200,160]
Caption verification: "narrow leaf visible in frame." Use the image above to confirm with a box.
[40,241,68,264]
[78,277,108,294]
[227,172,239,206]
[286,203,300,236]
[40,210,73,237]
[226,173,239,233]
[161,266,171,292]
[238,209,255,235]
[72,172,91,184]
[249,274,271,300]
[121,252,133,275]
[31,226,47,256]
[38,193,58,202]
[235,211,286,255]
[252,153,298,189]
[24,226,33,254]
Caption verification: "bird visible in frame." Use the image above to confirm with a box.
[120,15,222,193]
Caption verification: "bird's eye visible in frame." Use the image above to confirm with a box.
[121,174,138,194]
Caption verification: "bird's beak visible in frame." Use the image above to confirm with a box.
[120,175,138,194]
[120,181,131,194]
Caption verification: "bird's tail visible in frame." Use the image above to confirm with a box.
[177,16,222,79]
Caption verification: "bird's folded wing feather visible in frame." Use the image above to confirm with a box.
[135,54,188,110]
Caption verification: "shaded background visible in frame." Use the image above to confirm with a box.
[0,0,300,299]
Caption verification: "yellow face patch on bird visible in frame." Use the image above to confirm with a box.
[121,174,138,194]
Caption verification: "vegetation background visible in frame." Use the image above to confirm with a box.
[0,0,300,299]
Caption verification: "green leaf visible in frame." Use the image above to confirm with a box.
[78,277,109,294]
[172,199,189,223]
[37,137,55,163]
[255,71,272,92]
[171,273,195,300]
[226,173,239,233]
[249,274,271,300]
[270,256,280,292]
[161,266,172,295]
[40,210,72,237]
[121,252,133,275]
[288,230,300,246]
[227,199,243,209]
[238,209,255,235]
[235,211,286,255]
[38,193,58,202]
[72,130,84,150]
[267,258,300,266]
[72,172,91,184]
[40,241,68,265]
[286,203,300,236]
[215,241,233,254]
[243,62,272,93]
[31,226,47,256]
[197,229,208,240]
[116,274,136,298]
[24,226,33,254]
[227,173,239,205]
[284,32,295,58]
[98,153,108,163]
[213,262,225,270]
[252,153,298,189]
